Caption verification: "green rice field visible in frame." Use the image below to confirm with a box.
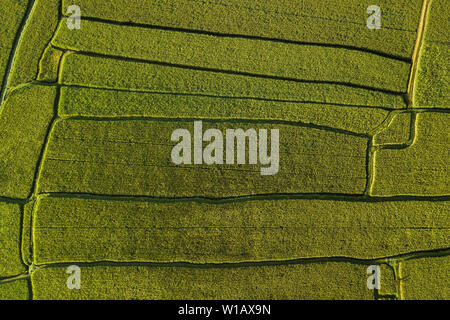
[0,0,448,300]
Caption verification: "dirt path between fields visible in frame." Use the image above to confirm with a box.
[407,0,431,106]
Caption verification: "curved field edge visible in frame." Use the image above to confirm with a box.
[2,0,60,99]
[0,0,446,300]
[413,0,450,107]
[51,18,411,93]
[2,247,448,299]
[59,53,407,109]
[61,0,423,59]
[0,0,32,105]
[58,86,391,136]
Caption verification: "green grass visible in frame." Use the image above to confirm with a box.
[0,202,26,277]
[60,53,406,108]
[414,0,450,107]
[32,262,375,300]
[37,45,63,83]
[415,42,450,107]
[0,0,29,93]
[0,0,29,49]
[421,0,449,42]
[21,201,34,266]
[0,0,448,300]
[61,0,422,58]
[0,279,29,300]
[372,112,450,196]
[37,119,367,197]
[6,0,59,92]
[373,112,411,145]
[33,196,449,264]
[402,256,450,300]
[52,19,411,93]
[0,84,56,198]
[59,86,390,135]
[377,264,397,296]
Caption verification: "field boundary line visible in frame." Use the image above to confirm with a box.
[0,0,36,107]
[42,157,368,180]
[26,45,69,298]
[0,272,29,284]
[407,0,432,106]
[59,114,370,137]
[31,247,450,270]
[66,15,413,63]
[0,196,27,204]
[4,79,397,110]
[56,82,398,110]
[37,192,450,204]
[69,1,418,33]
[54,48,407,96]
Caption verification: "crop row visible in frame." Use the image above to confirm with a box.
[59,86,390,135]
[60,54,407,108]
[372,112,450,196]
[414,0,449,107]
[52,19,411,93]
[0,202,25,278]
[37,119,368,197]
[0,85,56,199]
[0,0,29,96]
[6,0,59,92]
[62,0,423,58]
[2,255,446,299]
[31,262,375,300]
[31,195,450,265]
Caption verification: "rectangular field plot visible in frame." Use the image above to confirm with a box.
[0,278,29,300]
[60,54,406,108]
[32,262,375,300]
[402,256,450,300]
[414,0,450,107]
[372,112,450,196]
[33,196,449,264]
[53,19,411,93]
[0,0,29,50]
[0,0,29,91]
[62,0,422,59]
[6,0,60,90]
[0,202,26,277]
[37,119,368,197]
[59,86,390,135]
[0,85,56,198]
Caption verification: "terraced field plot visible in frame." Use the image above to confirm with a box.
[0,0,448,300]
